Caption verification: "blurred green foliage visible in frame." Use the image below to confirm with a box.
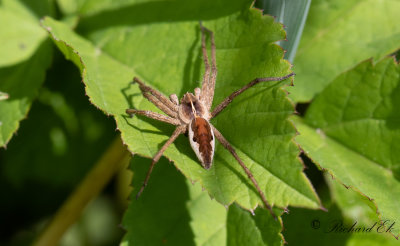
[0,50,117,245]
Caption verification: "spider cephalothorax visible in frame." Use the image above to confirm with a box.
[126,23,294,219]
[179,92,210,123]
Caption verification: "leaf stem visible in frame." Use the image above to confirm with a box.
[33,136,130,246]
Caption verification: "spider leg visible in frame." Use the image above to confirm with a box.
[141,92,178,118]
[134,77,179,113]
[201,23,217,111]
[126,109,180,126]
[199,22,212,108]
[136,125,187,199]
[211,125,277,220]
[211,73,295,118]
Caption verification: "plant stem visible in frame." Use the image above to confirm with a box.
[33,136,130,246]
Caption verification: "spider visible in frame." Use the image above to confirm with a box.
[126,23,294,219]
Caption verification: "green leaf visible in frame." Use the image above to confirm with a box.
[0,40,52,147]
[292,56,400,238]
[0,0,54,147]
[227,205,283,246]
[41,0,320,212]
[326,174,380,226]
[121,156,222,246]
[324,175,396,243]
[121,155,283,246]
[305,57,400,174]
[0,0,49,66]
[288,0,400,102]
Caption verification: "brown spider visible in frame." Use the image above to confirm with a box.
[126,23,294,219]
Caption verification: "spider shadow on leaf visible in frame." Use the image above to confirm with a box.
[121,81,137,109]
[121,113,175,136]
[179,25,202,98]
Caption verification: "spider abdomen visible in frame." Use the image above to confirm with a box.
[188,117,215,169]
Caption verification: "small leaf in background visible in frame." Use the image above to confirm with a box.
[121,155,283,246]
[41,0,321,214]
[288,0,400,102]
[0,40,52,147]
[0,0,50,66]
[293,57,400,238]
[255,0,312,63]
[0,0,55,147]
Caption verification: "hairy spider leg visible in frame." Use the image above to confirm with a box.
[125,109,180,126]
[134,77,179,113]
[211,73,295,118]
[199,22,217,111]
[211,125,277,220]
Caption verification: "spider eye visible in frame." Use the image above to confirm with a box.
[192,137,197,142]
